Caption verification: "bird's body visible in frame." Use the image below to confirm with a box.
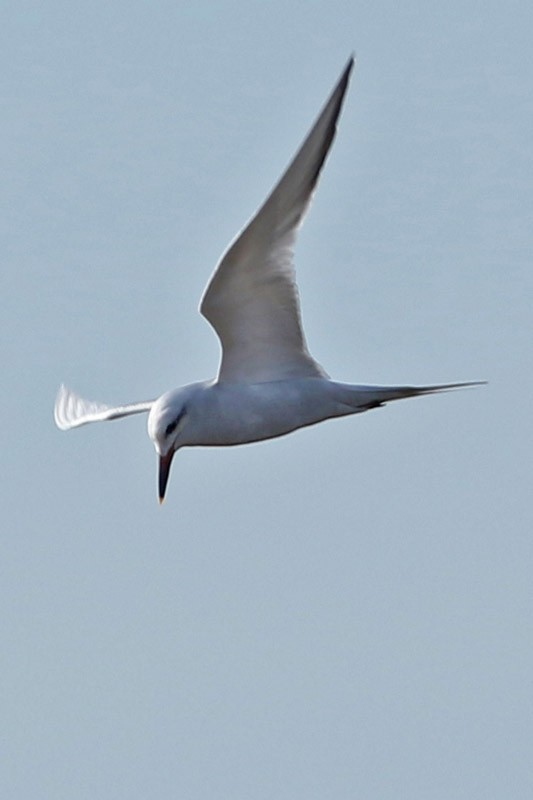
[55,57,483,501]
[149,380,338,449]
[151,379,384,450]
[148,379,471,449]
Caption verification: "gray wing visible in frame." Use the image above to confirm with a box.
[54,384,154,430]
[200,57,354,383]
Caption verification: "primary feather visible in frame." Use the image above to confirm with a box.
[200,58,354,383]
[54,384,153,430]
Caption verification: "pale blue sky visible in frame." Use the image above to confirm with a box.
[2,2,532,798]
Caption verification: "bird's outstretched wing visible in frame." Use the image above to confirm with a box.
[54,384,154,430]
[200,57,354,384]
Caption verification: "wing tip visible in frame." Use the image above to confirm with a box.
[54,383,103,430]
[54,383,78,430]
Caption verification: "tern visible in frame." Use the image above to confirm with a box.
[55,57,482,502]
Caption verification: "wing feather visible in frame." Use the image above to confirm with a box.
[200,58,355,383]
[54,384,153,431]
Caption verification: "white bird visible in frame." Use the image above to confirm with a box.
[55,57,483,502]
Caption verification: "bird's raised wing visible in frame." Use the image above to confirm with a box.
[54,384,154,430]
[200,57,354,384]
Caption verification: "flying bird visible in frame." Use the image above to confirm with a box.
[55,57,482,502]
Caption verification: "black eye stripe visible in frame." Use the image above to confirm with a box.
[165,420,178,437]
[165,409,185,438]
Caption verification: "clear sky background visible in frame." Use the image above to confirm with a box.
[2,1,532,798]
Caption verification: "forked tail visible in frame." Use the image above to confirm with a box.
[336,380,486,412]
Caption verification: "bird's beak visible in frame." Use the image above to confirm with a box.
[158,450,175,504]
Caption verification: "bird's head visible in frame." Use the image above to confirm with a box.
[147,390,190,503]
